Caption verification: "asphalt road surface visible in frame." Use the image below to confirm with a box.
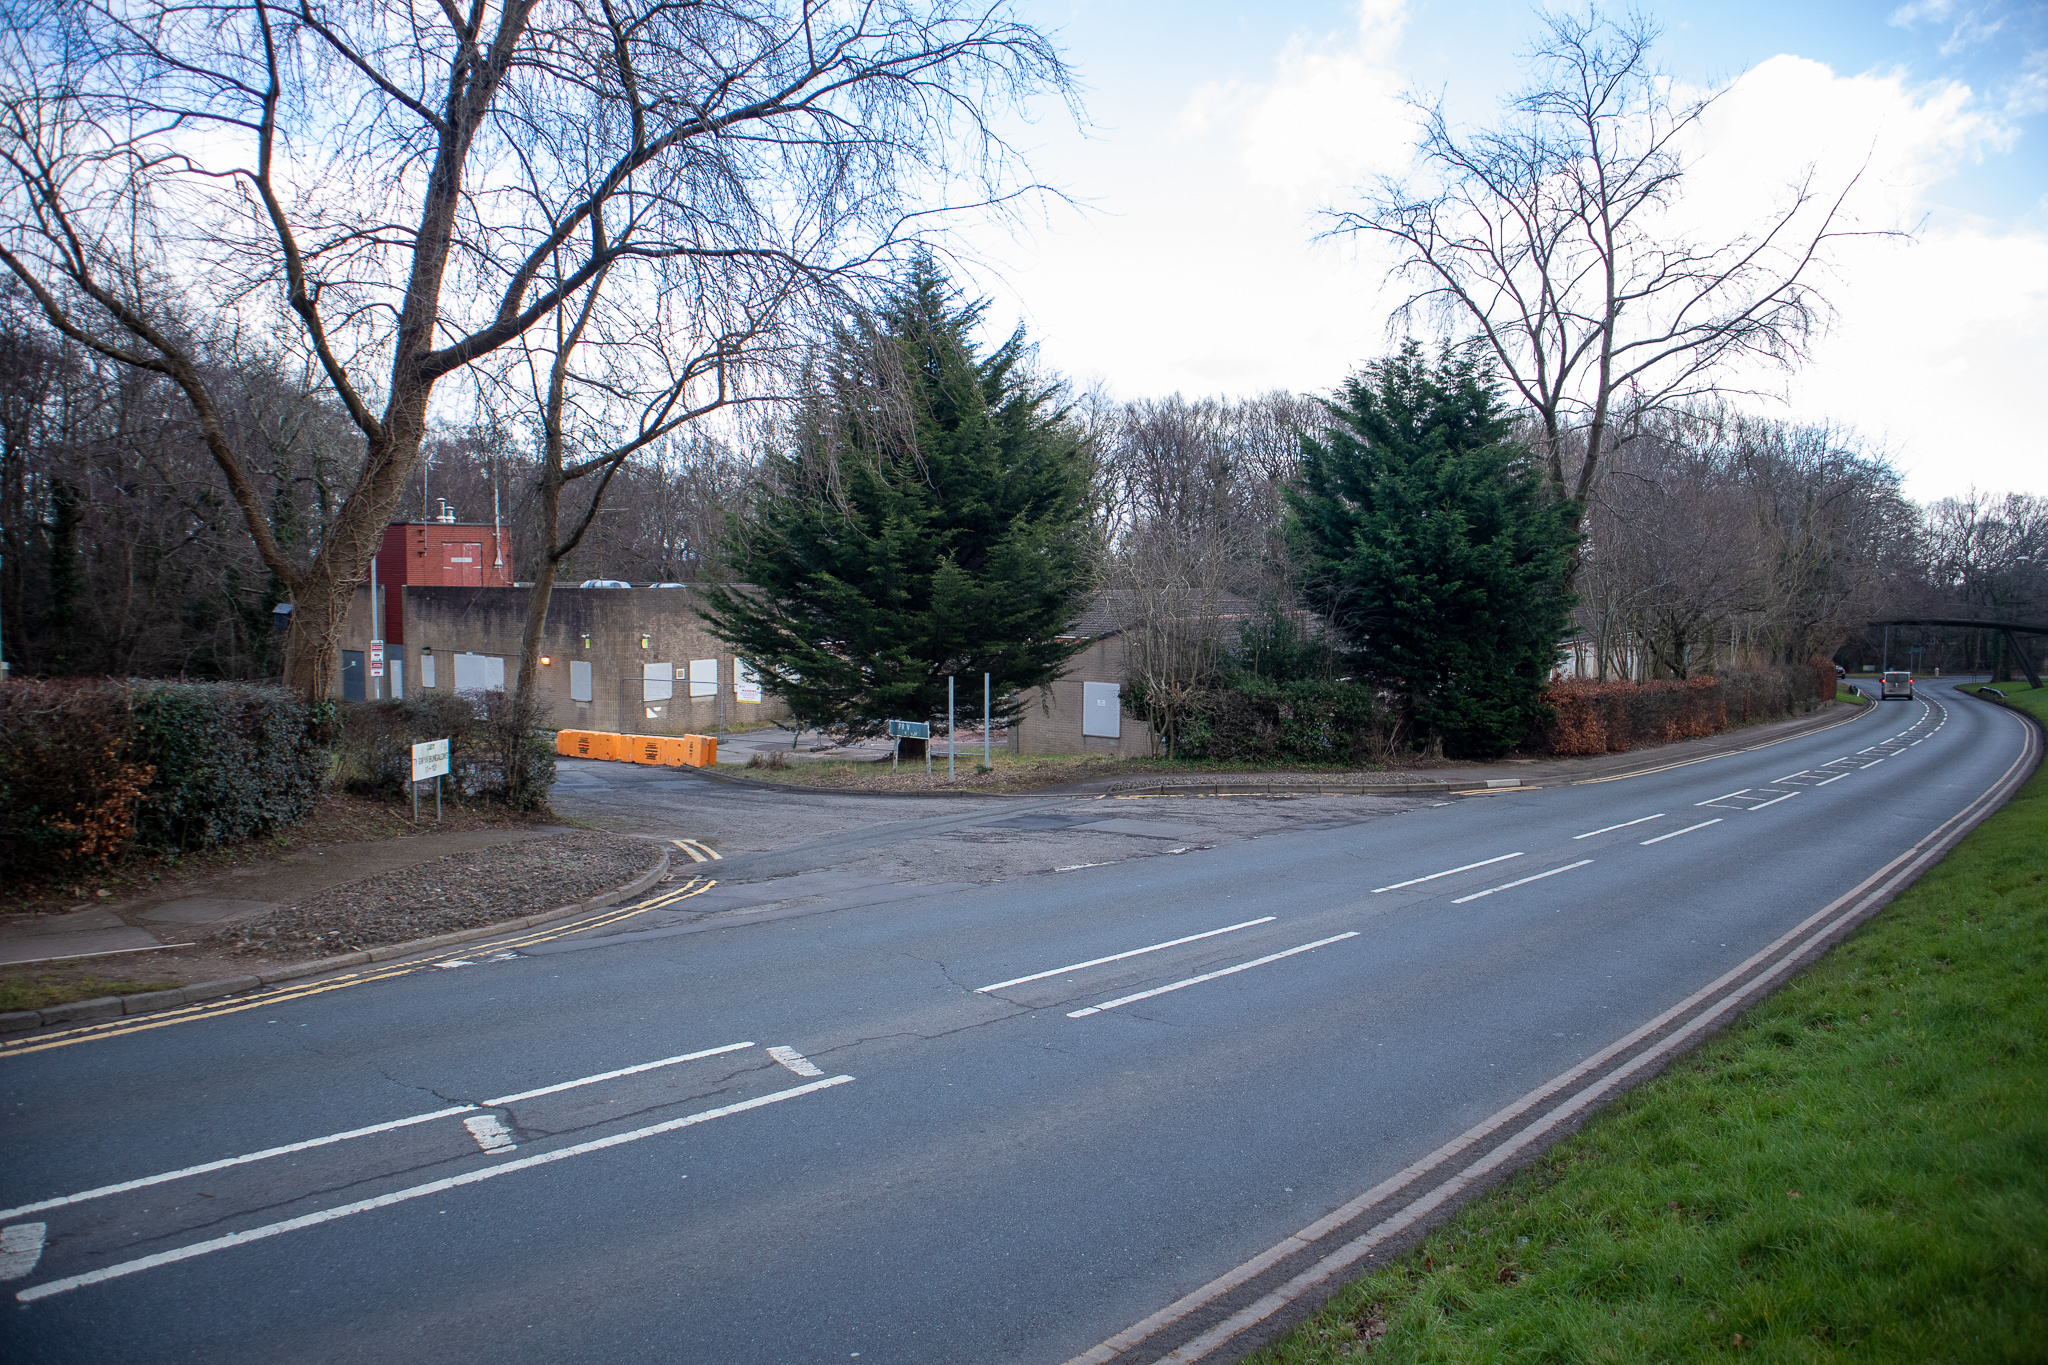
[2,687,2036,1365]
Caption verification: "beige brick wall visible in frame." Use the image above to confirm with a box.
[335,584,791,733]
[1009,635,1155,757]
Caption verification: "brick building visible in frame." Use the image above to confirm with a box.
[330,520,789,732]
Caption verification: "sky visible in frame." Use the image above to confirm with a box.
[938,0,2046,502]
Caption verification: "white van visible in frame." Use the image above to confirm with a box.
[1879,670,1914,700]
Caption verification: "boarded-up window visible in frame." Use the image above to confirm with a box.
[422,653,436,688]
[689,658,718,698]
[644,662,673,701]
[570,660,593,702]
[453,653,505,693]
[1083,681,1121,738]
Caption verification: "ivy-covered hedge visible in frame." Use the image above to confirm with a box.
[0,679,326,876]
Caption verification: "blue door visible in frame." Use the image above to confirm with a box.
[341,650,365,701]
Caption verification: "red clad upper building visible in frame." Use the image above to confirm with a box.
[366,518,515,648]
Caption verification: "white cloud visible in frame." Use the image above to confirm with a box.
[1665,56,2043,497]
[969,0,1420,401]
[977,4,2041,498]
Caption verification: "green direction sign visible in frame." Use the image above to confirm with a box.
[887,719,931,739]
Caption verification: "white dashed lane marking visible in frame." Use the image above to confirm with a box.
[463,1116,516,1154]
[0,1224,46,1281]
[767,1046,825,1078]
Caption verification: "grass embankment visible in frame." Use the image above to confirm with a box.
[1248,683,2047,1364]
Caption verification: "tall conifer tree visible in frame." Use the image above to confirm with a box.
[1287,342,1579,758]
[703,257,1093,741]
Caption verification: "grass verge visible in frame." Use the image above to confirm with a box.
[1245,684,2046,1364]
[0,974,167,1012]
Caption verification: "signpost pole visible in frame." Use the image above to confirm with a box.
[948,676,955,779]
[983,673,990,770]
[436,774,442,822]
[412,777,418,823]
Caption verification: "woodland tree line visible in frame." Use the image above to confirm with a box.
[3,2,2041,761]
[3,287,2041,690]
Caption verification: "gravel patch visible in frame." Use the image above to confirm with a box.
[214,831,661,957]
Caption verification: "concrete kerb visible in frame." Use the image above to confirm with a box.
[0,847,672,1036]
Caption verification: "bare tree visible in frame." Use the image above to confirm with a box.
[1588,433,1760,678]
[0,0,1074,695]
[1327,10,1871,541]
[1095,392,1312,754]
[1571,403,1908,678]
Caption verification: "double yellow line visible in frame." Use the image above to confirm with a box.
[1,877,719,1058]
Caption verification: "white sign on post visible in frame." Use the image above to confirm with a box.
[410,737,450,823]
[411,738,451,781]
[369,638,385,678]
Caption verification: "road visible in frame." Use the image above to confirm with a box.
[1,687,2035,1365]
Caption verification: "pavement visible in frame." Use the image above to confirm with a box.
[0,685,2035,1365]
[0,829,566,971]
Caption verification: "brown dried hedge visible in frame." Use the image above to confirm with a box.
[1538,665,1830,757]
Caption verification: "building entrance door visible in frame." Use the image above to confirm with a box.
[441,542,484,586]
[341,650,366,701]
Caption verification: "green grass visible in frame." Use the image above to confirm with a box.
[0,975,167,1012]
[1246,684,2047,1364]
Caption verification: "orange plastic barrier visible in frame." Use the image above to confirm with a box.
[573,731,619,762]
[557,730,709,765]
[631,734,696,766]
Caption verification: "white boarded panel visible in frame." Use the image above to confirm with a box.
[570,660,593,702]
[1082,681,1121,738]
[644,662,674,702]
[689,658,718,698]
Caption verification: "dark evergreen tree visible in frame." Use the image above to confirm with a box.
[1286,342,1579,758]
[703,258,1093,744]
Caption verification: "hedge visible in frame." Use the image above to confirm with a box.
[1538,665,1830,757]
[0,679,326,876]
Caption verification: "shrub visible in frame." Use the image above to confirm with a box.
[1539,667,1826,757]
[329,693,483,795]
[0,679,323,876]
[329,689,554,811]
[1189,679,1387,765]
[129,682,325,849]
